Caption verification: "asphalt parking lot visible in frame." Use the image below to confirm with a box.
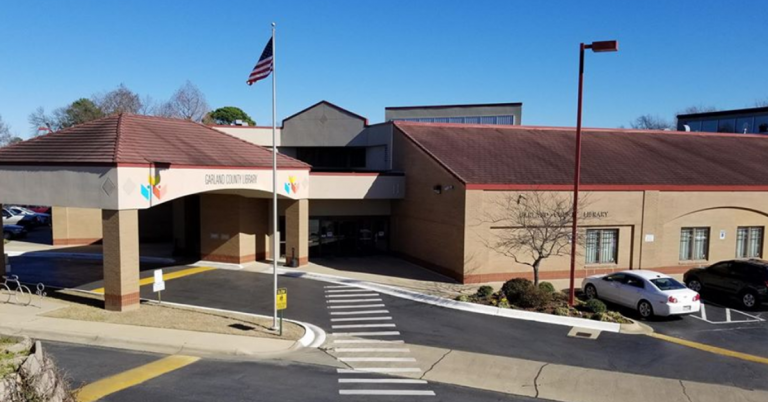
[641,294,768,359]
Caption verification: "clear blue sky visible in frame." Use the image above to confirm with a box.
[1,0,766,138]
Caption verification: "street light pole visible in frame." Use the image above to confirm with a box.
[568,40,618,307]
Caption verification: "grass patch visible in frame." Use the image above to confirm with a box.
[42,290,304,341]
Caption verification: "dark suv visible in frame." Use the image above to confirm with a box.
[684,260,768,309]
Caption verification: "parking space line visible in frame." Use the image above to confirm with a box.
[649,333,768,366]
[75,355,199,402]
[91,267,216,294]
[725,308,731,322]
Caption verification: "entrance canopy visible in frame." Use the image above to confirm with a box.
[0,114,310,210]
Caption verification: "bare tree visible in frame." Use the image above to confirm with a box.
[480,191,596,286]
[158,81,210,122]
[755,98,768,108]
[678,105,718,115]
[0,114,13,146]
[629,114,673,130]
[28,107,62,133]
[93,84,143,115]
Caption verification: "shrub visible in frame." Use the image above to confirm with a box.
[538,282,556,294]
[517,287,552,309]
[501,278,534,303]
[498,298,510,309]
[553,307,570,316]
[455,295,471,302]
[476,285,494,298]
[585,299,607,314]
[591,312,604,321]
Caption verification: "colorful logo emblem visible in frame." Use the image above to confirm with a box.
[284,176,299,194]
[141,172,167,201]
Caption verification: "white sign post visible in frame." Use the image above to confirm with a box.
[153,269,165,303]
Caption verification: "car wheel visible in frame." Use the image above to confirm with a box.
[686,278,703,293]
[637,300,654,319]
[584,284,598,300]
[740,290,758,310]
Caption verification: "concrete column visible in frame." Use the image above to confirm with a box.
[285,199,309,267]
[102,209,140,312]
[0,203,5,278]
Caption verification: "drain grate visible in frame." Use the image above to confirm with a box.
[567,327,601,340]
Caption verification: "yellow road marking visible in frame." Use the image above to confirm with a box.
[91,266,216,294]
[76,355,199,402]
[649,332,768,366]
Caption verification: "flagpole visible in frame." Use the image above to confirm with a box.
[271,22,279,330]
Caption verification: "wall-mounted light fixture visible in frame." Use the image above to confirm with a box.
[443,185,454,192]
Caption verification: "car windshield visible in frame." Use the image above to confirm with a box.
[650,278,686,291]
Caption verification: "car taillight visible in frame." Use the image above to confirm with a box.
[668,296,678,304]
[692,294,700,302]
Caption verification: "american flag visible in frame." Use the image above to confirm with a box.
[247,38,273,85]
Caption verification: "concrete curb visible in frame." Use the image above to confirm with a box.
[6,251,174,265]
[279,269,622,333]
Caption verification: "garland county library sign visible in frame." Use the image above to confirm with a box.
[204,173,260,186]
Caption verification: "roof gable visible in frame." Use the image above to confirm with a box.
[282,100,368,125]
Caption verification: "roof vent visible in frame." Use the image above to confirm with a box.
[233,119,249,127]
[683,124,691,132]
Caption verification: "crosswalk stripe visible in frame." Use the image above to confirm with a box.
[327,299,383,303]
[338,357,417,362]
[326,289,372,293]
[334,348,411,352]
[332,324,396,329]
[337,368,422,374]
[325,285,358,289]
[331,331,400,336]
[338,378,427,384]
[326,293,380,298]
[331,317,393,322]
[328,304,385,309]
[330,310,389,315]
[339,390,436,396]
[333,340,405,344]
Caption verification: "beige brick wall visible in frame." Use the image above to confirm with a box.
[200,194,268,264]
[462,189,768,283]
[390,128,466,280]
[52,207,102,245]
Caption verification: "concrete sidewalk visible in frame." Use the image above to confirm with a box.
[0,298,301,359]
[322,341,768,402]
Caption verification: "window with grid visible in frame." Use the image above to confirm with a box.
[585,229,618,264]
[680,228,709,261]
[736,227,763,259]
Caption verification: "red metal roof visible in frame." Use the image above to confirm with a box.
[0,114,309,169]
[394,121,768,189]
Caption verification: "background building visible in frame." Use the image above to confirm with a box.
[677,106,768,134]
[385,102,522,126]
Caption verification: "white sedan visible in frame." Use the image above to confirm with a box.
[582,270,701,318]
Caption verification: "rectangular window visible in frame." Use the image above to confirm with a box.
[736,117,754,134]
[585,229,618,264]
[680,228,709,261]
[736,227,763,259]
[701,120,718,132]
